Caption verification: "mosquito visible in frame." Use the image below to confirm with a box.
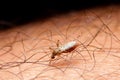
[49,40,79,59]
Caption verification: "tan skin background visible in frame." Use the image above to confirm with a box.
[0,5,120,80]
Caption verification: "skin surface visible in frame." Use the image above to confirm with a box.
[0,5,120,80]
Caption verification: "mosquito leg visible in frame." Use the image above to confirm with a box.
[49,47,54,51]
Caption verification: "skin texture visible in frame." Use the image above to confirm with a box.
[0,5,120,80]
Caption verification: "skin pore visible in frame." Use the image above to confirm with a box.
[0,5,120,80]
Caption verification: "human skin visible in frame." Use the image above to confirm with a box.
[0,5,120,80]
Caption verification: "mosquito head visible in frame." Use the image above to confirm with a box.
[51,55,55,59]
[51,51,57,59]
